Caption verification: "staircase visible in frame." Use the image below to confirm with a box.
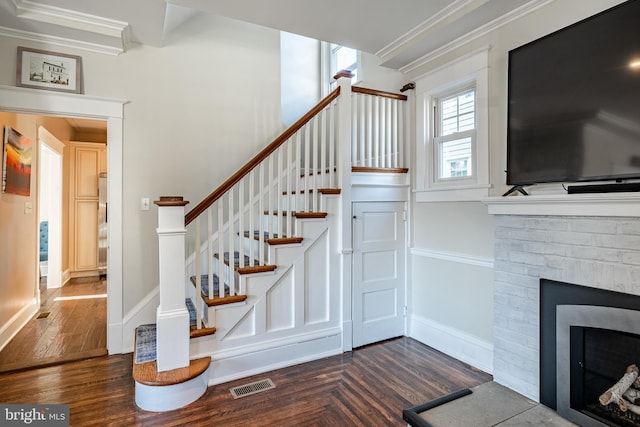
[133,71,410,411]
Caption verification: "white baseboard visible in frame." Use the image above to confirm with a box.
[410,314,493,374]
[208,331,343,385]
[0,297,38,353]
[120,286,160,353]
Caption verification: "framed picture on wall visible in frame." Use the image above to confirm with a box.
[16,47,83,94]
[2,126,32,196]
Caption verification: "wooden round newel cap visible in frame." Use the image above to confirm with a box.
[333,70,354,80]
[154,196,189,207]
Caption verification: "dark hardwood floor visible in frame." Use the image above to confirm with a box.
[0,336,491,426]
[0,277,107,373]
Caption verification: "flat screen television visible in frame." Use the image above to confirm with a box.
[506,0,640,192]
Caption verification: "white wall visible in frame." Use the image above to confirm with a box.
[405,0,626,372]
[280,32,320,127]
[0,10,409,332]
[0,13,283,314]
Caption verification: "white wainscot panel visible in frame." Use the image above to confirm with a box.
[266,268,295,332]
[305,231,330,325]
[225,307,256,340]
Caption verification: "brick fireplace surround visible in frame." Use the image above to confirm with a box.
[485,193,640,401]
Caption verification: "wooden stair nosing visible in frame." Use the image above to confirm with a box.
[264,210,328,219]
[213,252,276,273]
[190,325,217,339]
[133,356,211,387]
[299,167,336,178]
[282,188,341,195]
[267,237,303,245]
[241,231,303,245]
[293,211,327,219]
[237,264,277,275]
[189,274,248,307]
[351,166,409,174]
[201,293,248,306]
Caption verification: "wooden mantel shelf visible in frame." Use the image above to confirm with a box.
[482,193,640,217]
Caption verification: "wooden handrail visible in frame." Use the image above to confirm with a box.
[185,87,341,225]
[352,86,407,101]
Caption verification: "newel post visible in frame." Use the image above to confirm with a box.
[334,70,354,352]
[154,196,190,372]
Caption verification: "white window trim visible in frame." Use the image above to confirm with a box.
[321,41,362,96]
[414,47,491,202]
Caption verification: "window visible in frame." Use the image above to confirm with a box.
[332,45,358,83]
[414,47,490,202]
[323,43,359,94]
[435,88,476,180]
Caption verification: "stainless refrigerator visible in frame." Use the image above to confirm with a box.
[98,173,107,276]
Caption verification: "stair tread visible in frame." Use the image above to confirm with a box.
[132,324,211,386]
[242,231,303,245]
[213,252,277,274]
[264,211,327,218]
[133,356,211,387]
[243,230,279,240]
[189,274,247,306]
[282,188,341,195]
[185,298,217,338]
[352,166,409,173]
[189,274,229,297]
[190,325,216,338]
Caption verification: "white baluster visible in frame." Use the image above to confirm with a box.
[268,155,273,240]
[238,178,244,280]
[258,162,265,266]
[312,115,319,212]
[304,124,310,212]
[277,146,283,240]
[286,139,292,238]
[294,132,301,232]
[217,199,224,299]
[194,216,201,330]
[207,208,214,300]
[329,103,336,188]
[366,95,373,167]
[228,190,235,296]
[392,99,398,168]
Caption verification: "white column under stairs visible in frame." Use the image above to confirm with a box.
[155,196,190,372]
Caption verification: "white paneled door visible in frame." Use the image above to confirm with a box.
[352,202,406,348]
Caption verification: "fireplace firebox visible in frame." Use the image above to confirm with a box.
[570,326,640,426]
[540,279,640,427]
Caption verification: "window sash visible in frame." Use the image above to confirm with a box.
[436,88,475,137]
[434,129,476,180]
[434,87,476,181]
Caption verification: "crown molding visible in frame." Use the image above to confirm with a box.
[12,0,128,39]
[376,0,481,62]
[0,25,123,55]
[399,0,553,74]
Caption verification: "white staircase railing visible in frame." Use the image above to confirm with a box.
[351,87,408,169]
[153,71,410,373]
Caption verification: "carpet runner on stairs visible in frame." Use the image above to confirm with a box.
[190,274,230,296]
[135,324,156,364]
[135,298,198,364]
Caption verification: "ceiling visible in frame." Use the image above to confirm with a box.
[0,0,551,72]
